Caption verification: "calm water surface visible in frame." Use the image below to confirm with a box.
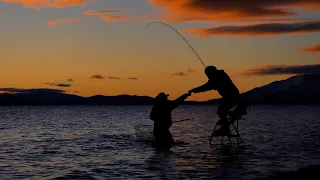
[1,105,320,179]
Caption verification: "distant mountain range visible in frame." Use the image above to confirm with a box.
[0,74,319,105]
[201,74,320,104]
[242,74,320,104]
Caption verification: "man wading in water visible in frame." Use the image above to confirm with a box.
[150,92,190,149]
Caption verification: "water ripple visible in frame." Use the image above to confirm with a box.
[0,105,320,179]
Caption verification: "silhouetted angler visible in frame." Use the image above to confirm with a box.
[189,66,241,136]
[150,92,190,149]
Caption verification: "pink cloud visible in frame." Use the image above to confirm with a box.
[183,21,320,37]
[301,44,320,53]
[83,9,130,15]
[3,0,94,9]
[46,18,80,27]
[100,15,126,22]
[148,0,320,23]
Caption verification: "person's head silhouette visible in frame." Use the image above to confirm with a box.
[205,66,217,79]
[154,92,169,104]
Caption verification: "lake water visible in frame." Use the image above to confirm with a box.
[1,105,320,179]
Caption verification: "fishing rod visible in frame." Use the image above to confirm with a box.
[173,118,195,123]
[145,21,206,68]
[145,21,213,101]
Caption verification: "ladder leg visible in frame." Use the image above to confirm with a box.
[227,136,232,144]
[209,122,218,144]
[237,119,239,143]
[209,133,214,144]
[232,122,243,143]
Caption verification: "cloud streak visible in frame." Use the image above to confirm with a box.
[83,8,153,23]
[162,68,197,77]
[45,83,72,87]
[128,77,138,80]
[83,9,130,15]
[171,72,187,76]
[301,44,320,53]
[107,76,121,80]
[242,64,320,76]
[47,18,80,27]
[183,21,320,37]
[90,75,105,79]
[100,15,126,22]
[187,68,196,73]
[148,0,320,23]
[3,0,93,9]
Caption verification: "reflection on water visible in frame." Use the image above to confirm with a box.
[0,105,320,179]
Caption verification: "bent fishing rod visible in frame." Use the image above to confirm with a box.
[145,21,213,101]
[145,21,206,68]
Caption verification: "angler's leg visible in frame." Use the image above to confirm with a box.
[215,98,235,135]
[153,128,172,149]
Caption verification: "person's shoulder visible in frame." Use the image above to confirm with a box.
[219,70,230,76]
[215,70,224,76]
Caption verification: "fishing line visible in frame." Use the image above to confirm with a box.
[145,21,206,68]
[145,21,212,102]
[173,118,194,123]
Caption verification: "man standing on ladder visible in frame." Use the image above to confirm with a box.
[188,66,240,136]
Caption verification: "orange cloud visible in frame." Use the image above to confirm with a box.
[148,0,320,22]
[101,15,126,22]
[183,21,320,37]
[3,0,93,9]
[47,19,61,27]
[187,68,196,73]
[44,82,72,87]
[90,74,105,79]
[83,9,154,23]
[301,44,320,53]
[83,9,129,15]
[242,64,320,76]
[47,18,80,27]
[160,68,197,77]
[171,72,186,76]
[128,77,138,80]
[107,76,121,80]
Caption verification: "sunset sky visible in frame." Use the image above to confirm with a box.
[0,0,319,101]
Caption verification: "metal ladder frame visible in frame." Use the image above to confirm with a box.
[209,115,245,145]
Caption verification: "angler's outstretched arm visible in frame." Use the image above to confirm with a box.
[171,93,190,109]
[189,81,215,94]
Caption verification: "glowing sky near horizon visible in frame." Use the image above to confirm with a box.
[0,0,319,101]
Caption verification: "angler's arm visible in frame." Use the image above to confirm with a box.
[171,93,190,109]
[189,81,214,93]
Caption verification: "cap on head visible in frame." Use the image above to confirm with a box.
[155,92,169,101]
[205,66,217,75]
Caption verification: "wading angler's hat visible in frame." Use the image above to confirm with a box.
[155,92,169,100]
